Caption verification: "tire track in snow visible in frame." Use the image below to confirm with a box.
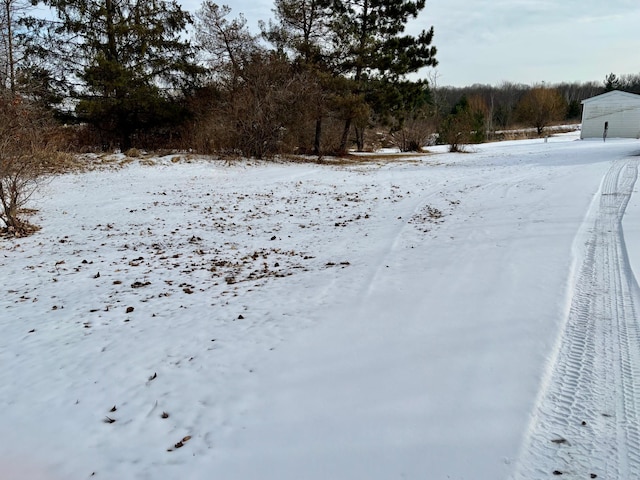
[342,177,436,303]
[512,158,640,479]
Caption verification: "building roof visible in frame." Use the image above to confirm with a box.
[581,90,640,105]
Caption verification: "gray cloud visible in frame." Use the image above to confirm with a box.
[180,0,640,86]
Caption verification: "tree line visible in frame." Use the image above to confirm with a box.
[1,0,639,159]
[1,0,437,156]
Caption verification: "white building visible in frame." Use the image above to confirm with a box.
[580,90,640,139]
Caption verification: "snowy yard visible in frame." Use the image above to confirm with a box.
[2,133,640,479]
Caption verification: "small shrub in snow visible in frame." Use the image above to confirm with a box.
[0,93,64,236]
[125,148,142,158]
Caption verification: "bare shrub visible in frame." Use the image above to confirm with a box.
[438,95,488,152]
[187,53,318,159]
[0,92,62,236]
[389,116,438,152]
[440,112,472,152]
[125,148,142,158]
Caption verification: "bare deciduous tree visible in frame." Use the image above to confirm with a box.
[193,3,317,159]
[195,2,259,87]
[516,86,567,136]
[0,0,32,92]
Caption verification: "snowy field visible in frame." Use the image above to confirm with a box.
[2,133,640,479]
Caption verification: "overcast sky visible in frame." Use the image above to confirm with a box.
[180,0,640,87]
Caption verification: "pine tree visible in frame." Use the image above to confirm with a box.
[27,0,202,149]
[262,0,335,155]
[330,0,437,152]
[264,0,437,154]
[604,72,620,92]
[369,78,433,151]
[263,0,333,65]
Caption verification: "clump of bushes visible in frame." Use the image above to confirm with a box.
[0,93,66,236]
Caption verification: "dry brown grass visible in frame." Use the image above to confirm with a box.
[489,123,580,142]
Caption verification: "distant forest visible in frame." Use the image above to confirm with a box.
[437,72,640,131]
[1,0,639,157]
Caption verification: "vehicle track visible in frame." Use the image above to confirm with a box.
[512,158,640,479]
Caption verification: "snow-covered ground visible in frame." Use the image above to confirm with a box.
[1,133,640,479]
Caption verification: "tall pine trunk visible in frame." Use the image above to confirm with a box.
[355,125,364,152]
[338,117,351,155]
[313,116,322,156]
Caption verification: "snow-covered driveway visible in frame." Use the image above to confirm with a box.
[514,157,640,479]
[1,134,640,479]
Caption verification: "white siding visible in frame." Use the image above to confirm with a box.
[580,91,640,139]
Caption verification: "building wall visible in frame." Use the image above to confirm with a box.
[581,93,640,139]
